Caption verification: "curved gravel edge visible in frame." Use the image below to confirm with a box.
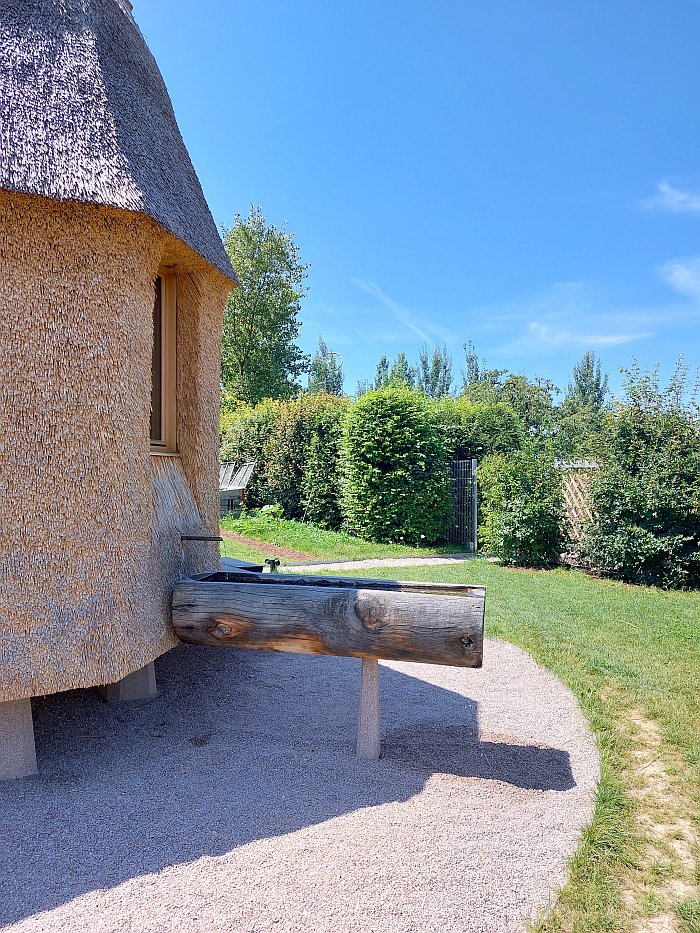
[1,638,600,933]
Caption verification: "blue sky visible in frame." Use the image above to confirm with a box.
[136,1,700,398]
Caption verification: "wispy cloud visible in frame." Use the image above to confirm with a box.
[641,179,700,215]
[658,255,700,301]
[352,278,455,344]
[316,302,383,352]
[521,321,651,352]
[463,281,663,356]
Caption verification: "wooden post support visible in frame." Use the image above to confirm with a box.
[357,657,381,760]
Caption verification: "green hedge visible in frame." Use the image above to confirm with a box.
[478,444,564,566]
[340,387,452,544]
[583,366,700,588]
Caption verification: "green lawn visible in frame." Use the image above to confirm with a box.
[293,560,700,933]
[219,514,471,562]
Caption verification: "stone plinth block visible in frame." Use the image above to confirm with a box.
[0,698,38,780]
[99,662,158,702]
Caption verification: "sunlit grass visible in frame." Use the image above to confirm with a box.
[220,514,471,562]
[297,559,700,931]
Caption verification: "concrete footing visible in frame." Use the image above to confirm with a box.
[0,698,38,780]
[99,662,158,703]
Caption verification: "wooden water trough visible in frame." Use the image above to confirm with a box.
[172,569,485,759]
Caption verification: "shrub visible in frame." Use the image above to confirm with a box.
[265,393,348,521]
[478,443,564,566]
[431,397,524,461]
[583,362,700,588]
[219,398,283,508]
[301,397,348,528]
[341,386,452,543]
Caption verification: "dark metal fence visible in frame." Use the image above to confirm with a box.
[446,459,478,550]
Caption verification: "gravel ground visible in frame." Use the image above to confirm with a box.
[223,555,474,572]
[1,640,599,933]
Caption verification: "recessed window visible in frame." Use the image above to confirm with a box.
[150,274,177,452]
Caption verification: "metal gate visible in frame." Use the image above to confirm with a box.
[446,459,478,550]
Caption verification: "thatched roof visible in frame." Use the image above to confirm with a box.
[0,0,236,284]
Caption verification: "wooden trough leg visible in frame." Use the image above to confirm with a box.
[0,698,38,781]
[99,662,158,703]
[356,658,381,760]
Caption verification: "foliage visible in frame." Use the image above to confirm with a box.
[388,352,417,388]
[416,343,453,397]
[221,204,309,404]
[219,398,283,508]
[307,336,344,395]
[478,443,564,566]
[340,387,452,543]
[461,341,507,394]
[300,394,348,528]
[374,355,390,389]
[566,350,609,410]
[583,361,700,588]
[498,374,559,437]
[431,396,524,460]
[553,350,610,458]
[264,393,348,522]
[461,359,558,440]
[342,559,700,933]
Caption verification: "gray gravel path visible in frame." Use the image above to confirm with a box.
[279,554,474,572]
[0,640,599,933]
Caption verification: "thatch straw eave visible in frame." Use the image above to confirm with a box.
[0,0,236,286]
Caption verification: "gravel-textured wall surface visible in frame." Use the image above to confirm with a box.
[0,639,599,932]
[0,189,228,701]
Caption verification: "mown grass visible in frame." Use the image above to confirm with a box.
[298,559,700,932]
[219,514,471,562]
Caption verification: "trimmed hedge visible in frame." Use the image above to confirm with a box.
[340,387,452,544]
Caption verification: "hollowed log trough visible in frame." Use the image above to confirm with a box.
[172,569,485,759]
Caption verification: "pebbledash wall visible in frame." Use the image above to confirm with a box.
[0,0,236,705]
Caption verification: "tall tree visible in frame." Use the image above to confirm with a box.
[565,350,609,411]
[307,336,344,395]
[463,340,481,386]
[417,344,453,397]
[388,352,417,388]
[373,356,390,389]
[221,204,309,404]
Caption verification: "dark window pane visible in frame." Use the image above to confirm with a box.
[150,277,162,442]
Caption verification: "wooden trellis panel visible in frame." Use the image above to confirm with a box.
[557,460,599,542]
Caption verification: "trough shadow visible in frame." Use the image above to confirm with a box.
[0,645,575,926]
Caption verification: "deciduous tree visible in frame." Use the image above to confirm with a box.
[221,205,309,404]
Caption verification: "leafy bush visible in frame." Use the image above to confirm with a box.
[478,443,564,566]
[340,387,452,544]
[219,394,347,520]
[583,362,700,588]
[301,397,348,528]
[264,393,348,521]
[219,398,283,508]
[432,396,524,460]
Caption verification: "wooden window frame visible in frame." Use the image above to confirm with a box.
[150,273,178,454]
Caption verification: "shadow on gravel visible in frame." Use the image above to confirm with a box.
[0,645,575,927]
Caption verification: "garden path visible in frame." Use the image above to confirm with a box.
[221,553,474,572]
[1,640,599,932]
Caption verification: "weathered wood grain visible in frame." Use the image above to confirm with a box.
[172,573,484,668]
